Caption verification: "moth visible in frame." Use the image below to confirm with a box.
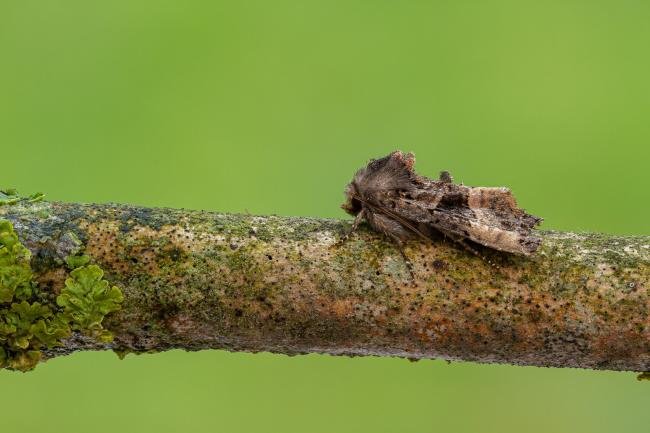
[341,151,542,255]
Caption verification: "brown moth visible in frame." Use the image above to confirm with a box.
[341,151,542,255]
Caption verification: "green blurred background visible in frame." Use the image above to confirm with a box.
[1,1,649,432]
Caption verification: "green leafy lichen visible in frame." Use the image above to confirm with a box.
[0,220,69,371]
[0,220,33,302]
[0,219,123,371]
[65,254,91,269]
[0,189,44,206]
[0,301,70,370]
[57,265,123,343]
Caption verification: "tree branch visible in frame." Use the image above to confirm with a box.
[2,201,649,372]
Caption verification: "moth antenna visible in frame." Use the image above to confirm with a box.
[358,197,431,242]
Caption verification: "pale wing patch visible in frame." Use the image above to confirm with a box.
[468,187,518,212]
[467,216,529,254]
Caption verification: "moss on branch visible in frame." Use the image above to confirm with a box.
[0,197,648,374]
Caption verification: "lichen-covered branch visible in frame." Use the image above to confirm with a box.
[1,200,649,372]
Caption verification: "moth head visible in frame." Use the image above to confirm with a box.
[341,182,362,216]
[341,150,417,216]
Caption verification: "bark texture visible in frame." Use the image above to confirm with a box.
[1,201,649,371]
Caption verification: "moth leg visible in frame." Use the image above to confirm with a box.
[438,229,498,268]
[350,208,366,232]
[398,245,416,283]
[384,234,416,283]
[440,230,480,256]
[365,212,417,281]
[336,208,366,246]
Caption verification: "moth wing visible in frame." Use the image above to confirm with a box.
[466,187,541,229]
[467,187,519,215]
[386,186,541,255]
[449,187,541,254]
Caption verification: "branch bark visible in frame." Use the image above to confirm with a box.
[2,201,649,372]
